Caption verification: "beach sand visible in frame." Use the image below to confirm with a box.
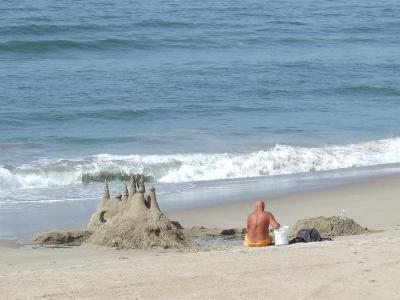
[168,173,400,230]
[1,174,400,299]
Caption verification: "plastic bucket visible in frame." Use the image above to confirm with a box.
[274,225,289,245]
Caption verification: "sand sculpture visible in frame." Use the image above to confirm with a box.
[86,176,190,249]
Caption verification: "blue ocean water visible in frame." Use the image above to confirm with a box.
[1,0,400,238]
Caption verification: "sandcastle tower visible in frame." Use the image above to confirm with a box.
[87,177,189,249]
[120,183,129,211]
[128,175,136,197]
[111,192,122,212]
[125,176,136,211]
[87,180,113,231]
[149,186,160,211]
[137,176,145,193]
[124,176,154,218]
[100,180,111,208]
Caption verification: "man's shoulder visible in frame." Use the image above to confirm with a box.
[247,211,255,219]
[263,211,274,218]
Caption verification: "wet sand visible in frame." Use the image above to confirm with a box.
[169,173,400,230]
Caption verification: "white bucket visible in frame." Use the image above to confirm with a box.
[274,225,289,245]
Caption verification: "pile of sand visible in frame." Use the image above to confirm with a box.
[86,179,192,250]
[289,216,369,238]
[32,229,91,246]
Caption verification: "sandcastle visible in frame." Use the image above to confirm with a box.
[86,176,190,249]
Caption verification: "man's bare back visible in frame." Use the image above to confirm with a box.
[245,201,280,246]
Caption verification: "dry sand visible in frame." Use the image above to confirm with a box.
[1,173,400,299]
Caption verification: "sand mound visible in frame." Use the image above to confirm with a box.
[86,178,192,250]
[32,229,91,246]
[289,216,369,238]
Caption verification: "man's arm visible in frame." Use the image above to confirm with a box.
[246,214,250,231]
[269,213,280,229]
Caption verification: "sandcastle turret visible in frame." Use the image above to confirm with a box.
[112,192,122,210]
[100,180,111,208]
[137,176,145,193]
[126,178,147,218]
[135,174,140,189]
[120,182,129,211]
[87,180,112,231]
[149,186,161,212]
[129,175,136,196]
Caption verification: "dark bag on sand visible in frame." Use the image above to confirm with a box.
[289,228,332,244]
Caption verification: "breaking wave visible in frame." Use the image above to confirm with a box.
[1,138,400,190]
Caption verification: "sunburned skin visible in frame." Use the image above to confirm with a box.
[244,201,280,246]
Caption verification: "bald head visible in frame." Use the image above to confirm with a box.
[255,201,265,211]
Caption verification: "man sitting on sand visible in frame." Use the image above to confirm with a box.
[244,201,280,247]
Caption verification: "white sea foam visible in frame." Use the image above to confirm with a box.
[1,137,400,190]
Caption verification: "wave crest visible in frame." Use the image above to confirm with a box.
[1,138,400,190]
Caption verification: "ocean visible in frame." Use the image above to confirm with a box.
[1,0,400,239]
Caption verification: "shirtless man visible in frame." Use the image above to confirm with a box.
[244,200,280,247]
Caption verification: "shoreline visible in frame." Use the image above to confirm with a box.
[2,163,400,241]
[2,171,400,244]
